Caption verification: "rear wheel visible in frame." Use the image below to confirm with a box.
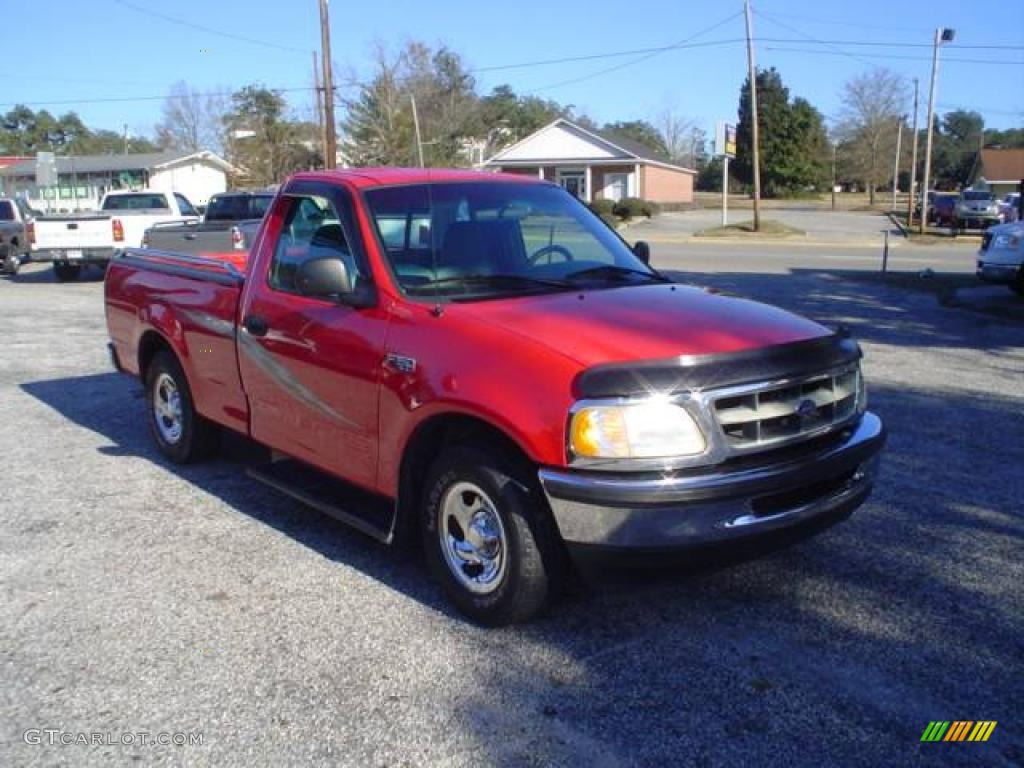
[1,245,18,275]
[145,349,219,463]
[53,262,82,282]
[421,444,565,625]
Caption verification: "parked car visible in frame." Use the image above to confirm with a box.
[30,190,199,281]
[913,191,958,227]
[998,193,1021,224]
[932,194,959,227]
[955,189,1001,231]
[977,221,1024,296]
[142,191,273,256]
[105,169,886,625]
[0,197,37,275]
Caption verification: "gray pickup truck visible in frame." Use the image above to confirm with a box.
[143,191,272,255]
[0,197,36,275]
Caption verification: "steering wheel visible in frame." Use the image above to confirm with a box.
[528,244,574,265]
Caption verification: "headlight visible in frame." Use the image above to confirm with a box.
[569,398,706,459]
[992,233,1021,250]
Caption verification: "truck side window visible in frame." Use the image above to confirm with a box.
[269,194,358,294]
[174,193,199,217]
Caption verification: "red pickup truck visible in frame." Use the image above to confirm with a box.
[105,169,885,624]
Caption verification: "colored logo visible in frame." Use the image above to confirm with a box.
[920,721,997,742]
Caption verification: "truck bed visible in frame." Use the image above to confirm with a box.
[105,248,250,434]
[144,219,262,256]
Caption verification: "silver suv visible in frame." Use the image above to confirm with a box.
[956,190,1001,230]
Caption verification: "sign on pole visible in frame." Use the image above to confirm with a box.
[715,122,736,226]
[715,122,737,159]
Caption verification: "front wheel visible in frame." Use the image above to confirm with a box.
[421,444,565,625]
[145,349,219,463]
[1011,274,1024,297]
[53,262,82,282]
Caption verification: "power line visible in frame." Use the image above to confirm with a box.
[754,10,875,67]
[472,37,742,74]
[525,9,745,94]
[759,37,1024,51]
[113,0,310,55]
[764,47,1024,66]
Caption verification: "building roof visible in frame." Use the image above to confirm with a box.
[0,150,234,177]
[484,118,696,174]
[978,148,1024,183]
[0,156,32,169]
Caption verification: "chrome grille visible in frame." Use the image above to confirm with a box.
[712,367,860,451]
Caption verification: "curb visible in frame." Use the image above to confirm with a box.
[887,212,909,238]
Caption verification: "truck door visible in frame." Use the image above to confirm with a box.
[238,181,386,491]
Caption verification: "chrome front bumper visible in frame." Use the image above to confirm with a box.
[539,412,885,552]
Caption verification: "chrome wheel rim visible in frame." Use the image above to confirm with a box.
[439,481,508,595]
[153,372,184,444]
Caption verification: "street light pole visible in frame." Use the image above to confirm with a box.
[891,115,903,211]
[906,78,920,227]
[919,28,954,233]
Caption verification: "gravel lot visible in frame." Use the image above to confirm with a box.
[2,258,1022,767]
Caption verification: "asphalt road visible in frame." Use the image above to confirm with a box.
[1,249,1022,767]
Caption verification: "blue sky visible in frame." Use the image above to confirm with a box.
[4,0,1022,144]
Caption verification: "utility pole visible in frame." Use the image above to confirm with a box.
[318,0,337,170]
[920,28,955,233]
[906,78,920,226]
[410,95,425,168]
[891,115,903,211]
[312,50,326,167]
[744,0,762,231]
[832,143,837,212]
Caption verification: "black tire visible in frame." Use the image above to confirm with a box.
[144,349,219,463]
[53,262,82,282]
[1011,274,1024,297]
[1,245,18,275]
[421,444,565,625]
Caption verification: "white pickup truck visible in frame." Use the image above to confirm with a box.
[30,190,199,281]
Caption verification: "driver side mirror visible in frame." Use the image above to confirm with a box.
[632,240,651,265]
[296,257,376,308]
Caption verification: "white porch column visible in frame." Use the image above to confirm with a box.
[584,165,593,202]
[537,166,545,179]
[633,163,641,198]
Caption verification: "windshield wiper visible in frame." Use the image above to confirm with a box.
[564,265,670,283]
[409,273,573,294]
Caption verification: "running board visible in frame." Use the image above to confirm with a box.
[247,459,395,544]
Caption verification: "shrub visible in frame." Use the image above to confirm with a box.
[598,213,620,230]
[612,197,660,219]
[588,199,616,216]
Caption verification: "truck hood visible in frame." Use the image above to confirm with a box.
[454,283,831,368]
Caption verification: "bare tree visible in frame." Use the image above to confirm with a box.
[836,69,909,204]
[155,81,227,155]
[656,107,700,166]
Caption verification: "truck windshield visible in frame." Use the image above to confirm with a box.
[364,181,658,300]
[0,200,13,220]
[103,194,170,210]
[963,191,992,201]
